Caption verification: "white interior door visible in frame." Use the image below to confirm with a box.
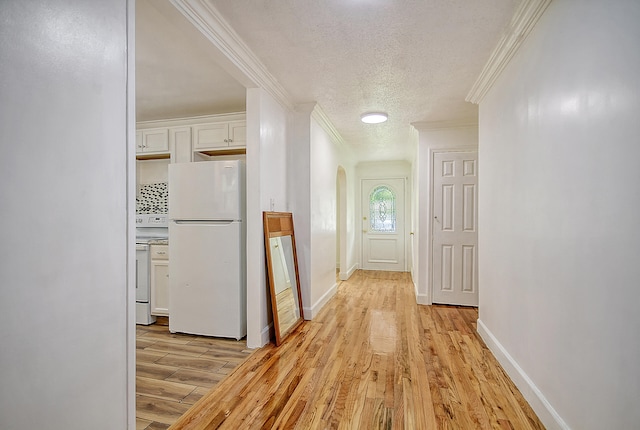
[361,178,405,271]
[432,152,478,306]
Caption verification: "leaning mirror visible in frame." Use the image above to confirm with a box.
[263,212,304,345]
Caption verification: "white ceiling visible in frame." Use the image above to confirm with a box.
[136,0,246,121]
[136,0,521,161]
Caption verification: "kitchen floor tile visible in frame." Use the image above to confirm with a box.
[135,324,252,427]
[155,354,227,372]
[165,368,227,388]
[136,376,197,402]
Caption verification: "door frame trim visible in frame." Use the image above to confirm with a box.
[426,147,478,305]
[337,166,349,280]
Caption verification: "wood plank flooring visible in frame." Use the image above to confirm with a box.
[168,270,545,429]
[136,319,252,429]
[275,286,301,334]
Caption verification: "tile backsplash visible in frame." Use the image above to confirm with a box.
[136,182,168,214]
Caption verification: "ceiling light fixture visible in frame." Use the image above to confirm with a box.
[360,112,388,124]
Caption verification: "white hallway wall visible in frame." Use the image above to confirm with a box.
[246,88,289,348]
[0,0,133,429]
[290,104,356,319]
[309,115,357,313]
[477,1,640,429]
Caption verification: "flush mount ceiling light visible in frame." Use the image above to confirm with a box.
[360,112,388,124]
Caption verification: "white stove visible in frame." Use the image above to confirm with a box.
[136,214,169,238]
[136,214,168,325]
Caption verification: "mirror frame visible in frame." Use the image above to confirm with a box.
[263,211,304,345]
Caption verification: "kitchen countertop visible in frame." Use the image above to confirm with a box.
[148,239,169,245]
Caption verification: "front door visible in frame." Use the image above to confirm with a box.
[432,151,478,306]
[361,178,405,271]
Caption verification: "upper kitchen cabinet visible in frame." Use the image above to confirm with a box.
[136,128,170,159]
[170,127,193,163]
[136,126,193,162]
[137,113,246,161]
[193,120,246,154]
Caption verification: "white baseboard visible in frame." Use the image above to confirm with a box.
[415,294,430,305]
[260,323,272,347]
[340,263,358,281]
[414,280,430,304]
[476,319,569,430]
[303,282,338,319]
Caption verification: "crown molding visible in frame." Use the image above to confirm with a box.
[296,102,349,153]
[170,0,294,110]
[466,0,552,104]
[310,104,346,147]
[136,112,246,129]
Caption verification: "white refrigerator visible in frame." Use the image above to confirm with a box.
[168,160,246,339]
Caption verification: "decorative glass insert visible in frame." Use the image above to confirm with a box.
[369,185,396,232]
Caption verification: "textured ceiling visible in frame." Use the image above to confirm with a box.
[136,0,521,161]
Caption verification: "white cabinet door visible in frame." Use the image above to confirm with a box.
[140,128,169,153]
[137,128,169,154]
[228,121,246,147]
[150,245,169,316]
[170,126,192,163]
[193,123,229,150]
[192,121,246,151]
[136,131,143,152]
[151,261,169,316]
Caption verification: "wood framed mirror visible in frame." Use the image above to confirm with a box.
[263,212,304,345]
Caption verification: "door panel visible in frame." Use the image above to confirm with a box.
[369,238,399,262]
[463,184,476,231]
[168,161,243,220]
[441,245,454,290]
[136,245,149,302]
[169,221,245,338]
[362,178,405,271]
[432,152,478,306]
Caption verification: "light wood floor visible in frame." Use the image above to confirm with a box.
[169,270,545,429]
[136,319,251,429]
[275,286,301,335]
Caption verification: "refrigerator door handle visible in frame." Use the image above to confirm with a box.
[174,220,236,225]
